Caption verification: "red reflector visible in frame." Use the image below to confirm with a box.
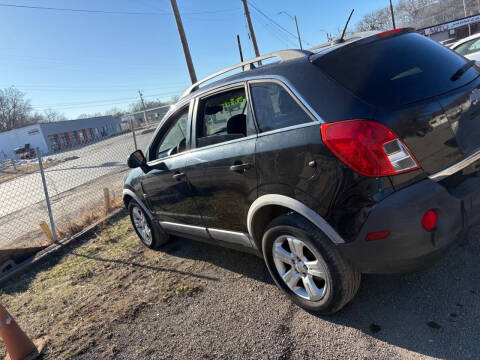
[422,210,438,231]
[321,119,419,177]
[365,231,391,241]
[377,28,405,37]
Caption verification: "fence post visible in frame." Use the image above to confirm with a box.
[10,158,17,172]
[103,188,111,214]
[130,118,138,151]
[37,148,58,243]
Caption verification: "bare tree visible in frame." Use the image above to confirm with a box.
[0,87,33,132]
[42,108,67,123]
[356,7,392,32]
[356,0,480,32]
[105,107,126,118]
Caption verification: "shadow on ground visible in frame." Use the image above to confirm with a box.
[160,229,480,359]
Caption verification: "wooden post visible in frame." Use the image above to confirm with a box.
[241,0,261,60]
[170,0,198,84]
[237,34,244,62]
[103,188,111,214]
[39,221,53,243]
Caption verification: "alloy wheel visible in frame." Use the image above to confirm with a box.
[272,235,329,301]
[132,206,153,246]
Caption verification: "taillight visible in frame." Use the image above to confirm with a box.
[321,119,420,177]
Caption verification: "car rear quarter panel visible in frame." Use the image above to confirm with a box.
[255,124,393,242]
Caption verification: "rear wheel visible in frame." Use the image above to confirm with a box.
[262,213,361,314]
[128,201,169,249]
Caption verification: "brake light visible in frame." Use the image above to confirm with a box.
[321,119,420,177]
[377,28,405,37]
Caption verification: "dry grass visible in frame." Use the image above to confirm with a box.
[56,195,124,241]
[0,161,58,184]
[0,215,204,359]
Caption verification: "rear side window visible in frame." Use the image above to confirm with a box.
[454,38,480,56]
[313,33,479,107]
[250,82,312,132]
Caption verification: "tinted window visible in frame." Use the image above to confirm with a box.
[454,38,480,56]
[154,107,188,159]
[250,82,312,132]
[196,87,248,148]
[313,33,479,107]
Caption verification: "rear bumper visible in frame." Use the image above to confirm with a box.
[338,176,480,273]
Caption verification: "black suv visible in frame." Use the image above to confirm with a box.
[123,29,480,314]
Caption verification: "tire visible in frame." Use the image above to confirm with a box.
[128,200,169,249]
[262,213,361,315]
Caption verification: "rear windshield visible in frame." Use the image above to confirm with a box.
[312,33,479,107]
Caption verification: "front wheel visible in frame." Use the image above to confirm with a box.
[128,201,169,249]
[262,213,361,315]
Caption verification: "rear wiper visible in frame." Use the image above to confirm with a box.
[451,60,476,81]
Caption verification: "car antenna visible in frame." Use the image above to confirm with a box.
[337,9,354,43]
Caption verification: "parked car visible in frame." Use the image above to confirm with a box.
[13,144,35,160]
[123,28,480,314]
[451,33,480,62]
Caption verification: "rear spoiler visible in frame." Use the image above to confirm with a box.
[309,28,415,63]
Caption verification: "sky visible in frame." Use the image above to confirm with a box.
[0,0,390,119]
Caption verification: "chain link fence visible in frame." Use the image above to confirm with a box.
[0,119,156,252]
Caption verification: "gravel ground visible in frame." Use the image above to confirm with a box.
[1,213,479,359]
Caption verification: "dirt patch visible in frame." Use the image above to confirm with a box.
[0,161,58,184]
[0,215,206,359]
[1,214,479,359]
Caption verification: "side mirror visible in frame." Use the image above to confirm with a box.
[127,150,149,172]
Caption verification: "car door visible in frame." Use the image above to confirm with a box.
[141,102,204,227]
[249,79,328,214]
[184,83,257,240]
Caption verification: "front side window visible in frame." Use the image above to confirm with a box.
[249,82,312,133]
[196,87,248,148]
[154,107,188,160]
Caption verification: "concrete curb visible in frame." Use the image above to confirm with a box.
[0,208,125,288]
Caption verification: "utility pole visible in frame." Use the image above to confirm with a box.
[241,0,261,59]
[389,0,396,30]
[236,34,244,62]
[294,16,302,50]
[278,12,303,50]
[170,0,197,84]
[138,90,149,125]
[463,0,472,36]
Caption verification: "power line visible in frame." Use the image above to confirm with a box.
[32,91,180,108]
[247,1,313,47]
[0,3,239,16]
[251,13,297,48]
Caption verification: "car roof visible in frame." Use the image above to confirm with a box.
[178,31,384,104]
[452,33,480,49]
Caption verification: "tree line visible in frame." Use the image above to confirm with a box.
[356,0,480,32]
[0,86,175,133]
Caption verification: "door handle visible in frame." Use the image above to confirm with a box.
[230,162,252,173]
[172,172,185,181]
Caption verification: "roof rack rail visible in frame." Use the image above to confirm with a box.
[180,49,312,98]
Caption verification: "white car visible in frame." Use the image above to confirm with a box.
[451,33,480,62]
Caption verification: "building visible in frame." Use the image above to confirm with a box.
[418,13,480,42]
[0,115,122,158]
[121,105,171,128]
